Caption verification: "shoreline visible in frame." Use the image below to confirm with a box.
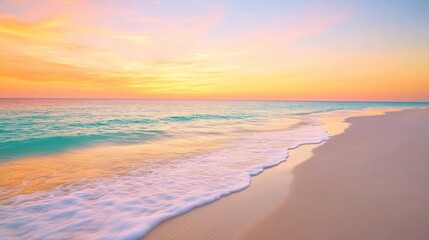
[143,143,323,240]
[239,108,429,240]
[143,107,406,239]
[2,106,424,239]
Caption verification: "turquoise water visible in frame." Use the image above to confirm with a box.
[0,99,427,161]
[1,99,428,240]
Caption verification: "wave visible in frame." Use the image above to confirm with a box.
[161,114,254,122]
[0,130,165,161]
[0,113,254,161]
[0,123,330,240]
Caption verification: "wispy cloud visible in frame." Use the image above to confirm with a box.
[3,1,423,100]
[0,0,227,97]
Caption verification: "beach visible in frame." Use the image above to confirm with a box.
[2,0,429,238]
[145,108,429,240]
[1,101,428,239]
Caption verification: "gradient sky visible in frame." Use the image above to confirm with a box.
[0,0,428,101]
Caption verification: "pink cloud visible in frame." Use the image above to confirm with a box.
[226,11,349,49]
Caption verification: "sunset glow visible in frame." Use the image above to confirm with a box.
[1,0,428,101]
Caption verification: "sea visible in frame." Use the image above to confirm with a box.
[0,99,427,239]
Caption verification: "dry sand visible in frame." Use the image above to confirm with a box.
[239,108,429,240]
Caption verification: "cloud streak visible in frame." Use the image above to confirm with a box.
[3,0,424,100]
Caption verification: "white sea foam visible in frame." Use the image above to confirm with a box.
[0,121,330,240]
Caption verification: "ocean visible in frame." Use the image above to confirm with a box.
[0,99,428,239]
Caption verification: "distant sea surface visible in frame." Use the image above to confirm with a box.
[0,99,427,239]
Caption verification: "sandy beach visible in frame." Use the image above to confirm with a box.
[144,108,429,240]
[2,1,428,238]
[240,108,429,240]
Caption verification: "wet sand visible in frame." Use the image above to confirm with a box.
[240,108,429,240]
[143,144,321,240]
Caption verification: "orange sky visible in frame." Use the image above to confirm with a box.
[0,0,428,101]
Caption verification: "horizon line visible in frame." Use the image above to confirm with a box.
[0,97,428,103]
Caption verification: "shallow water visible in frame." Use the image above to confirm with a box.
[0,99,428,239]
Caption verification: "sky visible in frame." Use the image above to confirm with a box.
[0,0,428,101]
